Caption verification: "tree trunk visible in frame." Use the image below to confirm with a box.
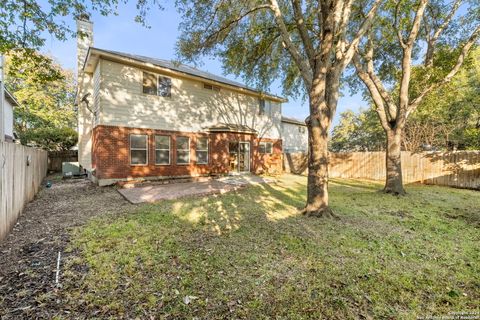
[384,129,406,195]
[302,89,337,218]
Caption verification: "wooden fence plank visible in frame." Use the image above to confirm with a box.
[0,142,47,241]
[284,151,480,190]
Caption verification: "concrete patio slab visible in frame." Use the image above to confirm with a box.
[117,175,276,204]
[218,175,276,186]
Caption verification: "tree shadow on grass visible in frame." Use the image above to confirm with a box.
[58,176,480,319]
[330,178,382,192]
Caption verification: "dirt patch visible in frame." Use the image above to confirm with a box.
[0,176,133,319]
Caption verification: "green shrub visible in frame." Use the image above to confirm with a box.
[20,126,78,151]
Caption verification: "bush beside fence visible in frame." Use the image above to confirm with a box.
[0,142,48,241]
[284,151,480,190]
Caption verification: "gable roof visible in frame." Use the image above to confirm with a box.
[281,116,306,126]
[84,47,287,103]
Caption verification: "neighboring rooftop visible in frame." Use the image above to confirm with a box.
[85,47,287,102]
[207,123,257,134]
[281,116,306,126]
[4,88,19,107]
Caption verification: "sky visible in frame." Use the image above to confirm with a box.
[41,1,367,128]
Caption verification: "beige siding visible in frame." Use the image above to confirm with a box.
[93,62,101,127]
[98,60,282,139]
[77,68,95,171]
[282,122,308,152]
[3,98,14,139]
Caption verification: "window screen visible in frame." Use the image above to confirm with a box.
[155,135,170,165]
[259,142,273,154]
[143,72,157,95]
[158,76,172,97]
[196,137,208,164]
[176,136,190,164]
[130,135,148,165]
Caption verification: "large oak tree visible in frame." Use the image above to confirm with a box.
[352,0,480,194]
[175,0,381,217]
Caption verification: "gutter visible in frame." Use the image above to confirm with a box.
[281,117,307,126]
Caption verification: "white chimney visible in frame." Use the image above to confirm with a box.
[76,14,94,77]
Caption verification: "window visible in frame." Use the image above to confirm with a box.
[203,83,221,92]
[155,135,170,165]
[299,126,306,134]
[196,137,208,164]
[130,134,148,165]
[259,99,265,115]
[176,136,190,164]
[259,142,273,154]
[142,72,172,97]
[143,72,157,95]
[158,76,172,97]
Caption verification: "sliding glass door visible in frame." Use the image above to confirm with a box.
[228,141,250,173]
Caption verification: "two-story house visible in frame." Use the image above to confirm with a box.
[281,116,308,153]
[76,17,288,186]
[2,88,18,143]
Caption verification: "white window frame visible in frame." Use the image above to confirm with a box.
[142,72,157,95]
[176,136,190,165]
[259,141,273,154]
[158,75,172,97]
[196,137,209,164]
[142,72,172,98]
[155,135,171,165]
[130,134,148,166]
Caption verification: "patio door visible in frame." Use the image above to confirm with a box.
[238,142,250,172]
[228,141,250,173]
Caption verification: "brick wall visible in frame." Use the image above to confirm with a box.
[92,125,282,181]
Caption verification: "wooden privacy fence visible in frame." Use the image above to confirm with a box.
[0,142,48,241]
[48,150,78,172]
[284,151,480,190]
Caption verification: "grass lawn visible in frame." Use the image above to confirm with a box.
[60,175,479,319]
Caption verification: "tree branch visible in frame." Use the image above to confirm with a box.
[204,4,272,45]
[397,0,429,128]
[291,0,316,67]
[406,0,429,46]
[408,24,480,115]
[334,0,354,60]
[269,0,313,88]
[362,37,397,121]
[338,0,382,71]
[431,0,462,42]
[352,53,391,131]
[424,0,462,66]
[394,0,406,48]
